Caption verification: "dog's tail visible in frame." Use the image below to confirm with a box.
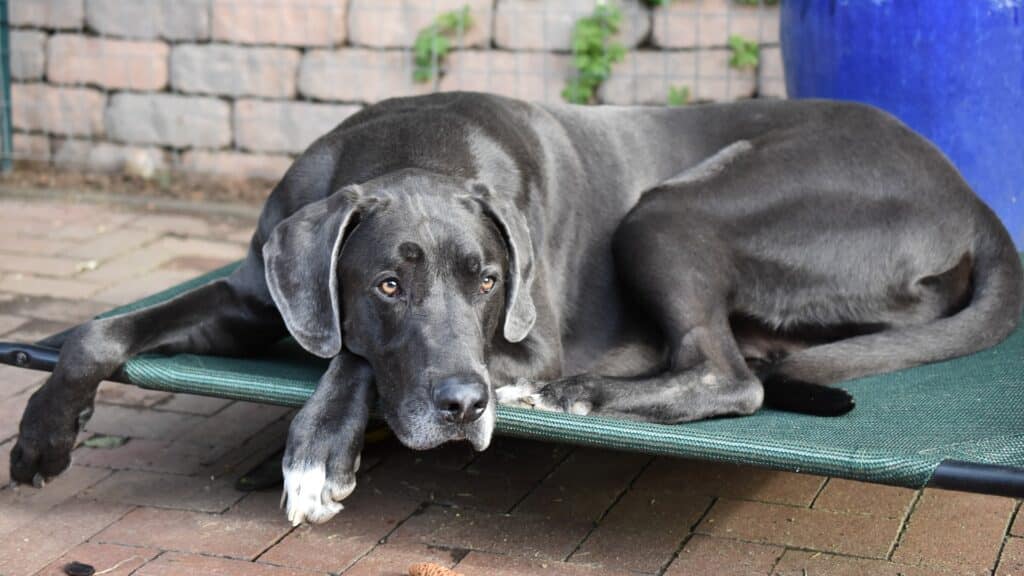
[768,214,1023,388]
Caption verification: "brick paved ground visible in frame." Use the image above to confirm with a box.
[0,193,1021,576]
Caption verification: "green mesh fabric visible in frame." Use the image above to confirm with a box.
[100,259,1024,488]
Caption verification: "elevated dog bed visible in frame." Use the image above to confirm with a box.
[2,259,1023,496]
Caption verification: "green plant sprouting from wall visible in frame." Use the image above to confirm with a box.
[728,34,760,70]
[562,4,627,104]
[667,85,690,106]
[413,6,473,84]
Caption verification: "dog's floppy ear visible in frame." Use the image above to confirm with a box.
[262,186,364,358]
[469,182,537,343]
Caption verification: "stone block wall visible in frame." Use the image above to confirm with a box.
[8,0,784,183]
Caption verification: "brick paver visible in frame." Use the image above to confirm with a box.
[3,317,74,342]
[0,195,1021,576]
[73,437,212,475]
[0,389,33,442]
[390,505,594,561]
[0,312,28,334]
[0,498,131,576]
[0,465,111,535]
[36,542,160,576]
[997,537,1024,576]
[134,552,322,576]
[343,542,461,576]
[513,448,650,521]
[457,551,639,576]
[94,495,291,559]
[892,488,1017,574]
[665,535,781,576]
[0,364,45,399]
[813,478,917,518]
[259,488,422,573]
[82,469,245,512]
[96,380,173,408]
[0,295,109,324]
[0,439,11,487]
[634,457,827,507]
[84,404,205,440]
[773,549,956,576]
[362,452,538,513]
[0,274,100,299]
[152,392,232,415]
[570,487,711,572]
[697,498,903,557]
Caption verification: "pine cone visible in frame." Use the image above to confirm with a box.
[408,562,462,576]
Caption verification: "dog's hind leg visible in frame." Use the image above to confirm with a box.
[10,257,287,486]
[500,186,853,422]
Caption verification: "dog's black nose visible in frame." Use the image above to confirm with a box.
[433,376,488,424]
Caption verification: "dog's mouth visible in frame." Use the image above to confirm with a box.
[386,396,495,452]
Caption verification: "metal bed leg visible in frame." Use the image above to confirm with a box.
[929,460,1024,498]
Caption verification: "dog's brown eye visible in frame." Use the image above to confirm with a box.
[480,276,496,294]
[378,278,400,297]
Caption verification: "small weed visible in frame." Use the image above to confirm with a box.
[667,85,690,106]
[413,5,473,84]
[84,435,128,449]
[728,34,760,70]
[562,4,627,104]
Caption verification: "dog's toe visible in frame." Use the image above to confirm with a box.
[281,464,353,526]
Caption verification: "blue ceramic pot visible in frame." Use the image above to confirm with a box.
[781,0,1024,246]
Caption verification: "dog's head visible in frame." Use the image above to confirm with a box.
[263,169,535,451]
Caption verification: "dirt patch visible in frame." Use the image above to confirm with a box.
[0,161,274,206]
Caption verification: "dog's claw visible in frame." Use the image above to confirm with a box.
[32,472,45,488]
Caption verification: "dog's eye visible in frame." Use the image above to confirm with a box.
[378,278,401,297]
[480,276,496,294]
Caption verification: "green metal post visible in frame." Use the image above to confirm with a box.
[0,0,12,173]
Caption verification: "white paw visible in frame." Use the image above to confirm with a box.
[494,380,590,415]
[280,463,356,526]
[495,379,540,407]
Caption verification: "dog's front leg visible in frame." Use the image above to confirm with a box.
[282,350,374,526]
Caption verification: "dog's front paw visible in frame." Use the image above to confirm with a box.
[281,456,358,526]
[9,396,87,487]
[9,436,73,488]
[495,379,542,408]
[496,378,593,415]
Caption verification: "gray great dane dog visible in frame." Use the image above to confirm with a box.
[10,92,1023,525]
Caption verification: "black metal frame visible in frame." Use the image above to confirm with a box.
[2,337,1023,497]
[928,460,1024,497]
